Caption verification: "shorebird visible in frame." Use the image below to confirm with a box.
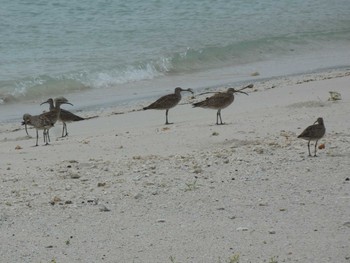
[22,97,72,146]
[42,98,84,137]
[143,87,194,125]
[192,84,253,125]
[298,117,326,157]
[22,113,54,146]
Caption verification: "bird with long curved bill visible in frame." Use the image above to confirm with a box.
[143,87,194,125]
[192,84,253,125]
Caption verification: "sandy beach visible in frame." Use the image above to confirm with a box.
[0,69,350,263]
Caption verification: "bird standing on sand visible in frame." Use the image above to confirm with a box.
[143,87,194,125]
[298,117,326,157]
[22,113,53,145]
[41,98,84,137]
[192,84,252,125]
[22,97,72,146]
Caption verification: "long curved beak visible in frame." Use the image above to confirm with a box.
[64,102,74,106]
[21,121,29,135]
[40,100,49,106]
[237,84,253,95]
[24,123,29,136]
[243,84,254,89]
[237,90,248,95]
[187,88,194,94]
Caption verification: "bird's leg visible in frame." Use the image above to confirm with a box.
[35,129,39,146]
[165,109,173,125]
[47,129,50,142]
[216,110,223,125]
[64,123,68,137]
[61,122,68,137]
[43,130,47,145]
[43,129,50,145]
[219,110,223,125]
[62,122,68,137]
[314,140,318,157]
[165,109,169,125]
[216,110,220,125]
[307,140,311,156]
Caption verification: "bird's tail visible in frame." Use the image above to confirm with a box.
[192,101,206,108]
[73,115,85,121]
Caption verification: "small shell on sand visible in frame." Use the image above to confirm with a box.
[318,143,325,149]
[328,91,342,101]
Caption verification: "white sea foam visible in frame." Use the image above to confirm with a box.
[0,0,350,111]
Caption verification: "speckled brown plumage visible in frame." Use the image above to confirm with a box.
[22,113,54,146]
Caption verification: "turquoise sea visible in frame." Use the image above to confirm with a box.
[1,0,350,121]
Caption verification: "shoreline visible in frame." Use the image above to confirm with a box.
[1,67,350,262]
[1,65,350,125]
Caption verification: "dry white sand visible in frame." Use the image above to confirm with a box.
[1,69,350,263]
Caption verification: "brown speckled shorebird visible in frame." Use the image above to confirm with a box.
[42,98,84,137]
[22,113,54,146]
[143,87,194,125]
[22,97,72,146]
[298,117,326,157]
[192,84,253,125]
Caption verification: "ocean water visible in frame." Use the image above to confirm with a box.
[1,0,350,120]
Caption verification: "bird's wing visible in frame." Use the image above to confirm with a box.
[146,94,178,109]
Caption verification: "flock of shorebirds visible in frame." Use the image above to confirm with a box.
[22,84,326,157]
[22,97,84,146]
